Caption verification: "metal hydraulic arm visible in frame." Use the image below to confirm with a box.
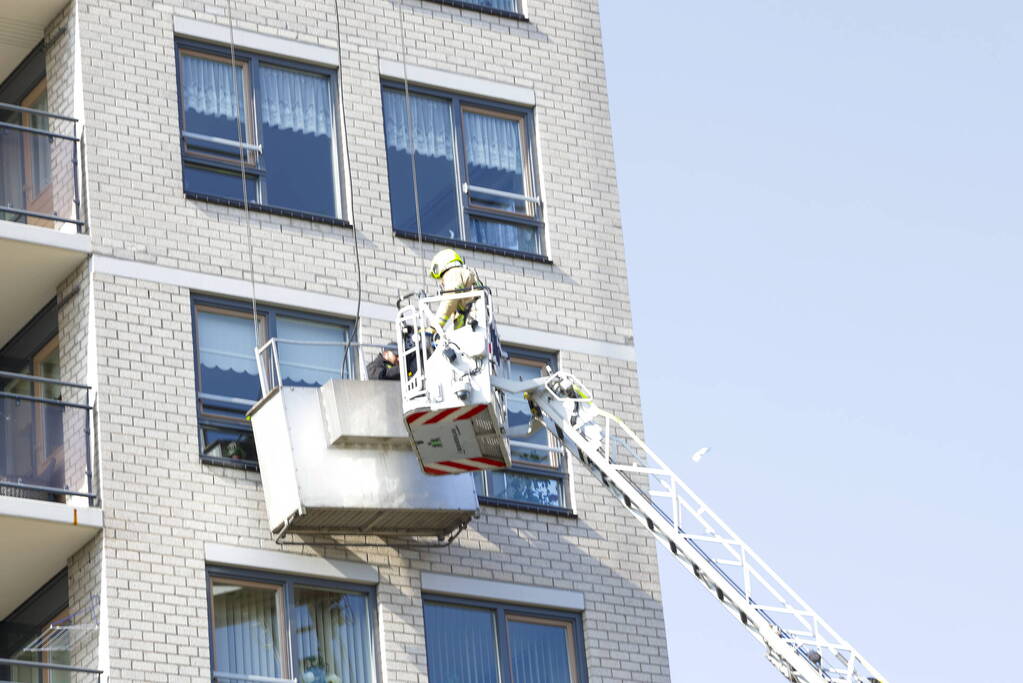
[500,371,887,683]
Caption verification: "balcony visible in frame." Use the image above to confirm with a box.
[0,103,89,350]
[0,658,102,683]
[0,372,101,622]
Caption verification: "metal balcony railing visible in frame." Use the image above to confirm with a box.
[0,103,84,233]
[254,338,365,397]
[0,658,102,683]
[0,372,94,505]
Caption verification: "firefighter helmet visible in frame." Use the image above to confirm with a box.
[429,249,464,279]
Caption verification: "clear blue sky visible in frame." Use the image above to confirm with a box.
[599,1,1022,681]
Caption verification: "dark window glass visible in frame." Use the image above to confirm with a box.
[258,65,336,216]
[182,164,258,202]
[454,0,518,11]
[176,43,340,218]
[476,350,568,510]
[381,84,542,255]
[381,90,460,241]
[423,602,500,683]
[424,598,584,683]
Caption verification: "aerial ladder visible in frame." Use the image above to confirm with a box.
[396,289,888,683]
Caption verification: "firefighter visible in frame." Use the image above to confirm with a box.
[428,248,483,332]
[366,343,401,380]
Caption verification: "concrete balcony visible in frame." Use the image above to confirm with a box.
[0,372,100,622]
[0,1,69,85]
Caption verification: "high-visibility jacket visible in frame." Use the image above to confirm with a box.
[435,266,481,328]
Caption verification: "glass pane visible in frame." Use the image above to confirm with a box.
[259,65,336,216]
[211,580,285,679]
[508,618,575,683]
[202,426,257,463]
[464,0,517,10]
[196,309,262,403]
[26,92,51,198]
[180,52,248,157]
[506,360,551,465]
[292,586,374,683]
[469,217,538,254]
[463,110,527,214]
[382,90,460,240]
[487,470,563,507]
[275,317,350,387]
[183,164,258,202]
[424,602,500,683]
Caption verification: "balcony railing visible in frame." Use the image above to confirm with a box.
[0,658,102,683]
[0,372,94,505]
[0,103,84,233]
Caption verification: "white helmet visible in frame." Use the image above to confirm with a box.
[429,248,464,279]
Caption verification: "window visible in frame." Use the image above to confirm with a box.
[423,596,585,683]
[191,296,353,467]
[425,0,525,18]
[381,83,543,255]
[175,41,342,219]
[474,349,569,511]
[208,567,377,683]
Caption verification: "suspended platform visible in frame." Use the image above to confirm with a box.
[248,377,478,540]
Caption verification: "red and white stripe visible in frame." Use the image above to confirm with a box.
[422,456,508,476]
[405,404,488,426]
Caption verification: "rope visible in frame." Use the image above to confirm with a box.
[397,0,430,290]
[224,0,260,343]
[333,0,362,379]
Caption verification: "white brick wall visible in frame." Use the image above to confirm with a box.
[47,0,673,680]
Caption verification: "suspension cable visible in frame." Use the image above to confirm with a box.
[397,0,430,290]
[334,0,362,379]
[224,0,260,343]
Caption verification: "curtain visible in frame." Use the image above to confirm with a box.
[424,603,500,683]
[383,90,454,160]
[508,619,575,683]
[260,65,332,137]
[470,217,537,253]
[181,54,243,121]
[275,317,349,387]
[197,310,261,402]
[292,587,373,683]
[463,110,523,174]
[212,582,283,679]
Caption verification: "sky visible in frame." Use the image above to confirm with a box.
[598,1,1023,681]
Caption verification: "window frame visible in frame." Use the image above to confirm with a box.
[190,294,354,470]
[422,593,587,683]
[174,38,346,222]
[206,565,380,683]
[476,347,573,515]
[381,80,546,257]
[422,0,528,21]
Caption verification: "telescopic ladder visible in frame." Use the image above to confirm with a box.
[516,371,887,683]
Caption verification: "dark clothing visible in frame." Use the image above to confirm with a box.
[367,353,400,380]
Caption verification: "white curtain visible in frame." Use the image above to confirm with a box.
[260,66,332,137]
[181,54,242,121]
[463,110,523,173]
[197,311,258,376]
[383,90,454,159]
[213,583,283,678]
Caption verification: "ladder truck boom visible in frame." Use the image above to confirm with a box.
[503,370,886,683]
[396,290,886,683]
